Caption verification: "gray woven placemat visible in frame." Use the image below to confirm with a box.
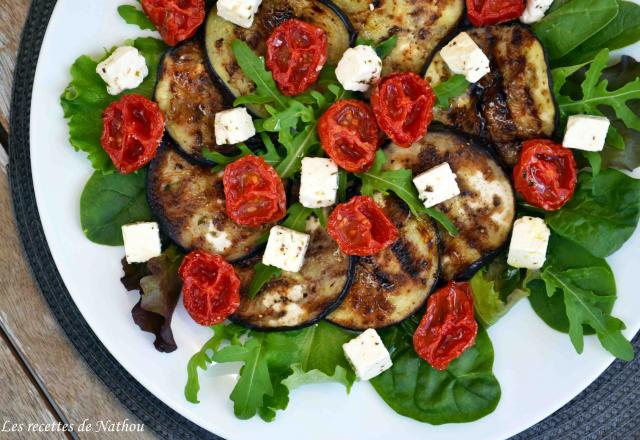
[8,0,640,438]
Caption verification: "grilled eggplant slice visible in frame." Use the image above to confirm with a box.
[232,223,354,330]
[155,40,235,164]
[383,129,515,280]
[147,144,270,261]
[204,0,353,116]
[331,0,464,74]
[425,24,557,166]
[327,194,440,330]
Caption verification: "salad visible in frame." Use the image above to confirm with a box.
[61,0,640,426]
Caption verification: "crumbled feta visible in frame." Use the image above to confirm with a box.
[335,45,382,92]
[343,329,392,381]
[440,32,490,83]
[305,216,321,233]
[262,226,310,273]
[520,0,554,24]
[214,107,256,145]
[299,157,339,208]
[217,0,263,28]
[96,46,149,96]
[507,216,550,270]
[205,223,232,253]
[121,222,161,264]
[562,115,610,152]
[412,163,460,208]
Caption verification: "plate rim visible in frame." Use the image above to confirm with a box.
[8,1,640,439]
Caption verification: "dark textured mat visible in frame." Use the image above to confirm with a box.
[8,1,640,439]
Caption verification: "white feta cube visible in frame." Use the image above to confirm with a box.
[217,0,262,28]
[413,163,460,208]
[214,107,256,145]
[440,32,490,83]
[262,226,310,273]
[121,222,161,264]
[520,0,554,24]
[507,216,550,270]
[343,329,392,381]
[335,45,382,92]
[299,157,339,208]
[562,115,610,152]
[96,46,149,96]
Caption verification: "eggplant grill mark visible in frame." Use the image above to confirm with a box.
[390,239,422,279]
[373,267,395,290]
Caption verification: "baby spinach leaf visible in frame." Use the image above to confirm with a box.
[60,37,166,172]
[469,253,530,327]
[433,75,470,109]
[356,150,458,235]
[371,324,501,425]
[532,0,618,62]
[186,322,356,421]
[546,169,640,258]
[557,1,640,66]
[118,3,155,30]
[80,169,153,245]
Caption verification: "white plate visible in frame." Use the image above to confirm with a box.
[29,1,640,439]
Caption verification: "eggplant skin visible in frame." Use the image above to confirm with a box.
[204,0,353,116]
[327,194,440,330]
[147,144,270,261]
[383,128,515,281]
[154,40,235,165]
[331,0,464,74]
[425,24,557,166]
[232,224,355,331]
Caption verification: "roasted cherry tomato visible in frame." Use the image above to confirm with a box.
[179,250,241,326]
[141,0,205,46]
[100,94,165,174]
[327,196,399,256]
[266,19,328,96]
[413,281,478,371]
[318,99,380,173]
[223,155,287,227]
[370,72,435,147]
[466,0,526,27]
[513,139,577,211]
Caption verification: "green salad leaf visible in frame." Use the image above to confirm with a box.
[186,322,356,421]
[554,49,640,149]
[433,75,470,109]
[355,35,399,59]
[80,169,154,245]
[556,0,640,66]
[370,320,501,425]
[356,150,458,235]
[469,253,530,327]
[532,0,619,61]
[60,37,166,172]
[118,3,155,30]
[546,169,640,258]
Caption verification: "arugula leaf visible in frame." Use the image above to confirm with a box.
[546,170,640,258]
[532,0,619,61]
[356,150,458,235]
[274,123,320,179]
[202,143,253,165]
[60,37,166,172]
[118,3,155,30]
[247,263,282,299]
[433,75,470,109]
[80,169,153,245]
[556,0,640,66]
[355,35,399,59]
[231,40,289,111]
[555,49,640,148]
[186,322,356,421]
[469,253,530,327]
[370,322,501,425]
[121,246,184,353]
